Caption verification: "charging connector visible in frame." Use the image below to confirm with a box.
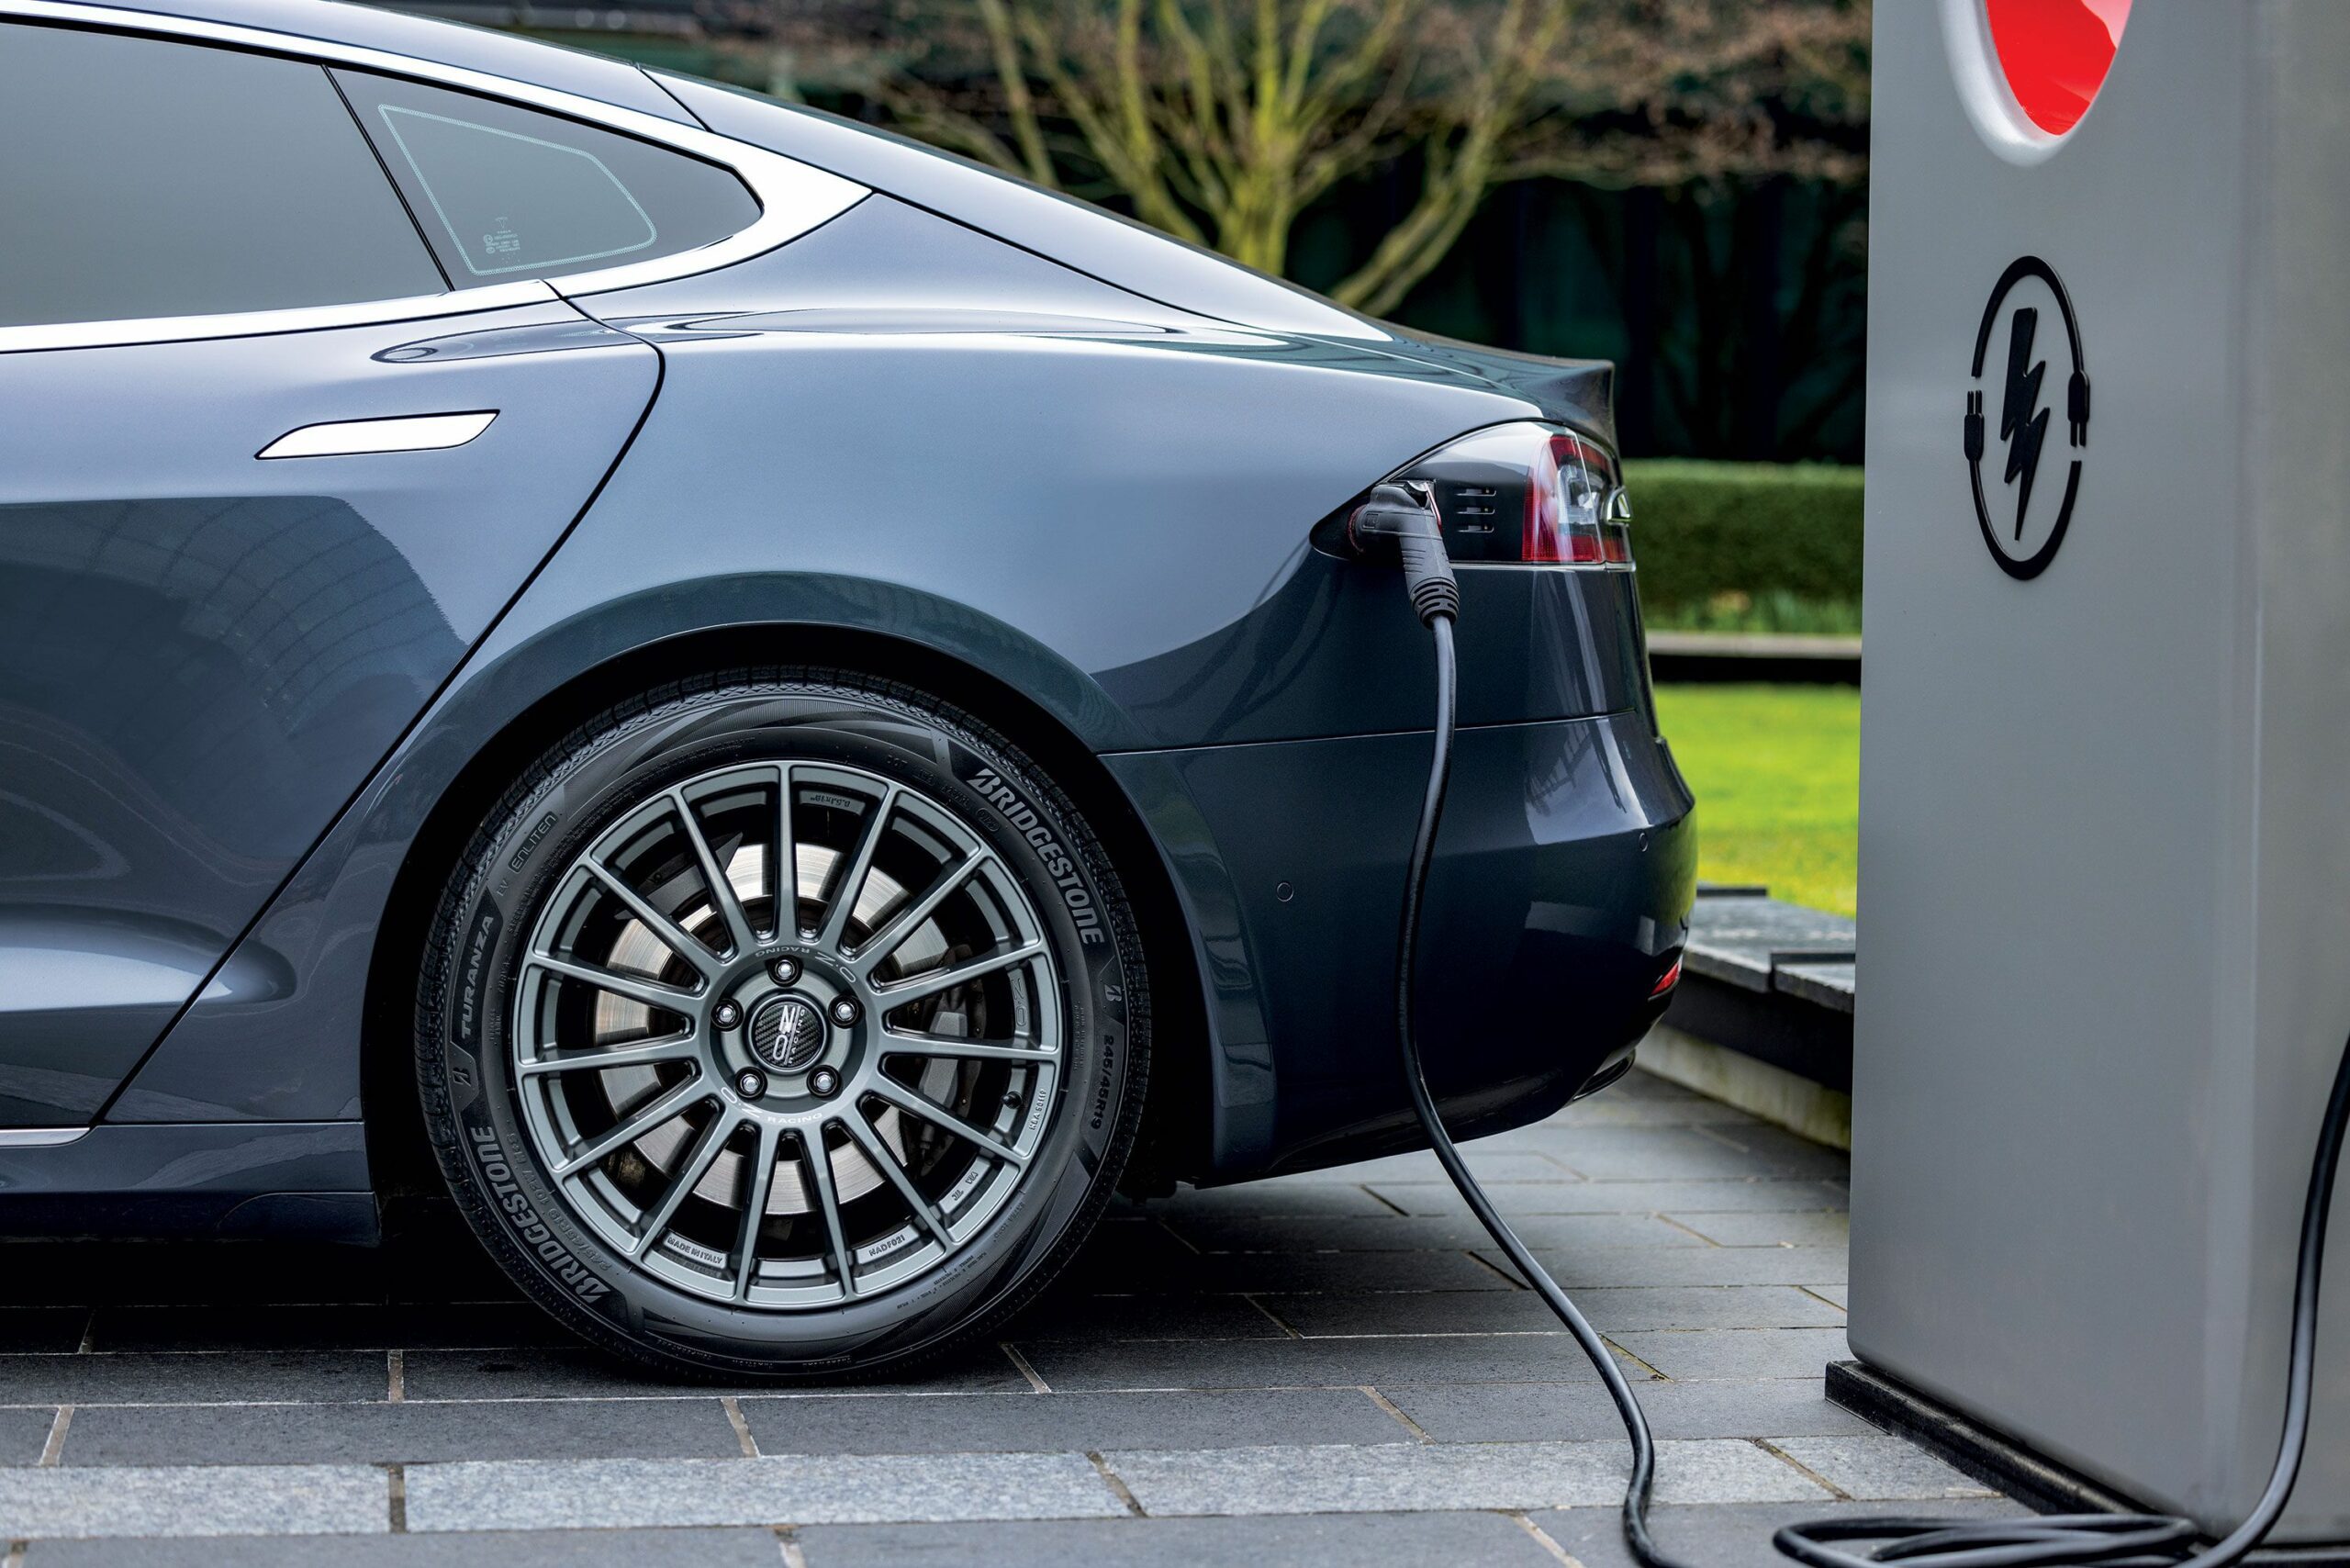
[1371,532,2350,1568]
[1349,481,1460,627]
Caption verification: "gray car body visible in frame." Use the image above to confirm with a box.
[0,0,1694,1238]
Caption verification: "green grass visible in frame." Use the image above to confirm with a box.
[1653,683,1859,916]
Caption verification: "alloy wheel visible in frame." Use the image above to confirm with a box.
[510,758,1064,1309]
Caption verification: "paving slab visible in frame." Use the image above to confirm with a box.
[1579,1070,1718,1104]
[0,1351,387,1407]
[1147,1182,1400,1218]
[26,1527,788,1566]
[1008,1292,1289,1342]
[1015,1331,1642,1392]
[1607,1328,1853,1382]
[0,1406,57,1465]
[0,1462,386,1539]
[1477,1246,1849,1289]
[1299,1149,1581,1184]
[1432,1213,1725,1251]
[1122,1245,1532,1293]
[1364,1179,1849,1218]
[741,1387,1406,1454]
[1102,1438,1829,1516]
[1503,1126,1850,1182]
[1263,1285,1847,1338]
[0,1068,2013,1562]
[1143,1210,1503,1255]
[400,1450,1125,1531]
[60,1396,744,1466]
[1538,1497,2030,1568]
[1060,1215,1198,1260]
[1775,960,1856,1013]
[84,1304,567,1354]
[396,1346,1029,1401]
[1044,1223,1199,1288]
[1767,1435,1999,1500]
[1509,1093,1763,1127]
[1668,1211,1852,1249]
[1683,896,1855,996]
[1384,1380,1879,1443]
[1714,1124,1863,1171]
[1159,1211,1705,1257]
[794,1510,1560,1566]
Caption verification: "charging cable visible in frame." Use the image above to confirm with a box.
[1358,484,2350,1568]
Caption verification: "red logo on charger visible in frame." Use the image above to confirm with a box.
[1985,0,2131,136]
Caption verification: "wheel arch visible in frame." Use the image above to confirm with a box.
[362,619,1211,1205]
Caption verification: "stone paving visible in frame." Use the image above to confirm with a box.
[0,1070,2016,1564]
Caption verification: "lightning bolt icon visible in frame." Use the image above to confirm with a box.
[1999,307,2051,541]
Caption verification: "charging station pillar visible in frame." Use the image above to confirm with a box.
[1852,0,2350,1541]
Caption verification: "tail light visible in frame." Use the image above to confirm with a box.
[1650,955,1684,998]
[1371,421,1631,567]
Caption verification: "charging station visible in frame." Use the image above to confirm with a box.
[1851,0,2350,1543]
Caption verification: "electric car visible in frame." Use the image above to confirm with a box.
[0,0,1695,1375]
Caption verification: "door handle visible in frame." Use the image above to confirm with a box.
[257,410,498,459]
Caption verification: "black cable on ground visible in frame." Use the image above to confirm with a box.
[1393,608,2350,1568]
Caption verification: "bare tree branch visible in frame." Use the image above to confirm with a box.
[770,0,1870,319]
[977,0,1058,182]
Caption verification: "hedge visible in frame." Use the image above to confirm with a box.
[1620,459,1863,613]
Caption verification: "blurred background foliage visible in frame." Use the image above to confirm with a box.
[1621,459,1861,629]
[430,0,1870,465]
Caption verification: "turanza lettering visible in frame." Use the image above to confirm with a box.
[455,903,500,1049]
[469,1125,610,1303]
[968,768,1105,944]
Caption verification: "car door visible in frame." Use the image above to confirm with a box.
[0,19,715,1126]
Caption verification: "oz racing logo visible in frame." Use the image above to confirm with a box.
[1963,255,2091,581]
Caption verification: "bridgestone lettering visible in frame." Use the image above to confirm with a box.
[968,767,1106,945]
[469,1125,610,1304]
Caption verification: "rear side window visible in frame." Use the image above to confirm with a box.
[335,72,763,285]
[0,24,444,328]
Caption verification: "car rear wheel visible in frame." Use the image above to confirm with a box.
[415,670,1147,1376]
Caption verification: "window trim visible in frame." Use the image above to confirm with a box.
[0,0,868,355]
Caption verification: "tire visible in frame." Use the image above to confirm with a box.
[414,669,1148,1377]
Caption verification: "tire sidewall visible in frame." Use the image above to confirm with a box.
[420,679,1139,1374]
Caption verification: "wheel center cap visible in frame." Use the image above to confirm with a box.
[746,993,826,1072]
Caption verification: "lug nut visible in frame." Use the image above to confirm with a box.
[734,1068,767,1098]
[768,956,800,985]
[829,996,862,1027]
[810,1066,842,1097]
[712,1000,743,1029]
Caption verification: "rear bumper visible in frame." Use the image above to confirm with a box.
[1105,708,1695,1181]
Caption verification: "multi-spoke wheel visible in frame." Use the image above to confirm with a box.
[417,672,1147,1376]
